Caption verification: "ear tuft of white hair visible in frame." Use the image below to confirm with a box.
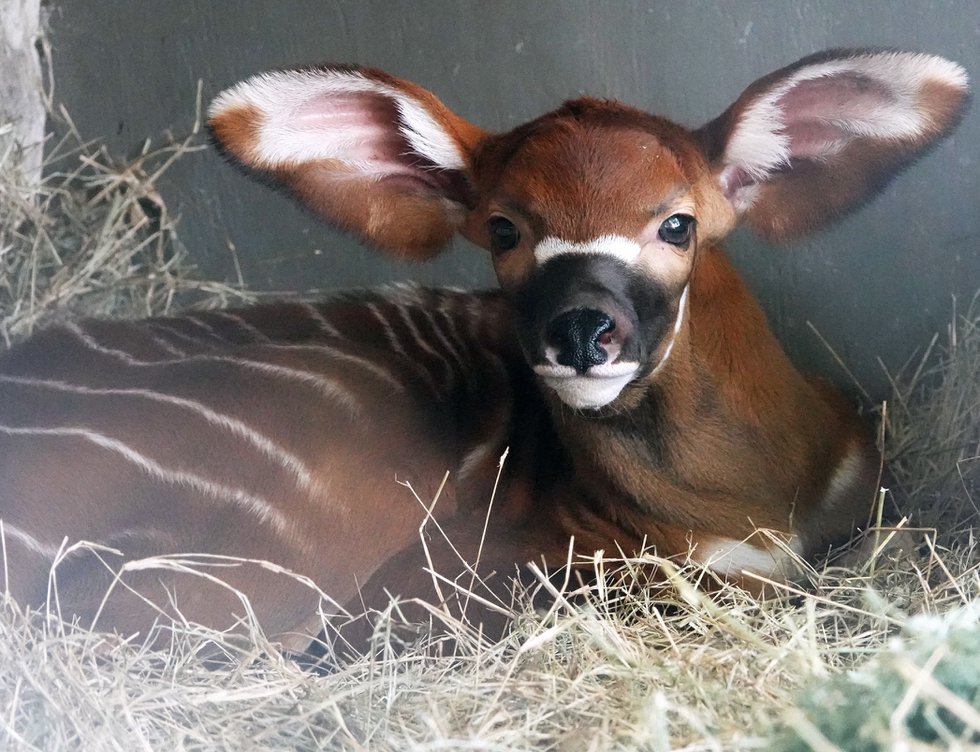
[699,49,969,239]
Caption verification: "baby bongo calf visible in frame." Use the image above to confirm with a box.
[0,49,967,650]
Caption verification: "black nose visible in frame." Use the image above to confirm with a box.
[547,308,615,374]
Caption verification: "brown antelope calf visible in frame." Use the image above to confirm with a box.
[0,50,967,651]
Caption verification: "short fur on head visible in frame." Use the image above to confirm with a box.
[0,49,966,654]
[207,47,968,418]
[209,48,968,255]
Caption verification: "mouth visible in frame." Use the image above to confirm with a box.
[532,360,640,409]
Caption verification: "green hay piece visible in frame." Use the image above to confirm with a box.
[774,605,980,751]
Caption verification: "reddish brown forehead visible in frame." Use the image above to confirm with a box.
[472,101,707,241]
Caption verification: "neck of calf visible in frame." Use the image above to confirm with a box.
[540,245,877,561]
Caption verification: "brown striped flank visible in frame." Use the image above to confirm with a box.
[0,49,968,652]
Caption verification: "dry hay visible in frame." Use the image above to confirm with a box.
[0,123,978,752]
[0,106,250,347]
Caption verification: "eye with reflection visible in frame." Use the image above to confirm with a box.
[658,214,695,247]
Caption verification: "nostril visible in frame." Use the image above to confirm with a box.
[547,308,615,373]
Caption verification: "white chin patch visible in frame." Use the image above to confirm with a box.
[533,361,639,409]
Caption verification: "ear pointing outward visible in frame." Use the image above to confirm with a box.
[698,49,969,241]
[208,65,487,258]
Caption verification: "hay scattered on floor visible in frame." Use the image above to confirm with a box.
[1,526,977,750]
[884,293,980,539]
[0,109,250,347]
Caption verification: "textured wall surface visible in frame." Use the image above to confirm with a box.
[0,0,43,183]
[47,0,980,398]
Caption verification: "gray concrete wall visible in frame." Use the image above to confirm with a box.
[47,0,980,398]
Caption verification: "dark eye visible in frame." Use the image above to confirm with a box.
[488,216,520,253]
[658,214,695,246]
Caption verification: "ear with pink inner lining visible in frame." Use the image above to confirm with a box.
[697,49,969,241]
[208,65,487,259]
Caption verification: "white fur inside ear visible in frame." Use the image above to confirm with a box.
[209,68,466,170]
[722,51,969,199]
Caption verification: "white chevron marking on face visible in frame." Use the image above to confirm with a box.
[534,235,642,266]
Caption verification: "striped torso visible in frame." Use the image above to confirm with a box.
[0,285,545,644]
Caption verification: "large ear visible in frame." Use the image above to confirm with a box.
[208,65,487,259]
[697,49,969,241]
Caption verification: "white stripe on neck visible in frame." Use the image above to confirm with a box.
[650,283,689,377]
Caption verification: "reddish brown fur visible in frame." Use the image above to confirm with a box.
[0,50,966,652]
[208,103,263,167]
